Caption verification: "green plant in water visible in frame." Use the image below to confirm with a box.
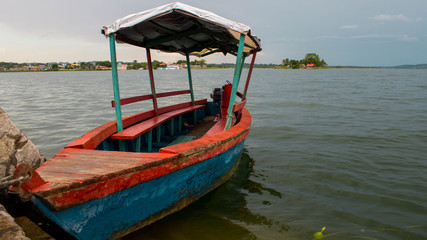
[313,227,326,240]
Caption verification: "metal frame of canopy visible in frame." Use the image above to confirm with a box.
[105,3,260,144]
[108,32,258,135]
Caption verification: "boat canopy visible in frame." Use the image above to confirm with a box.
[102,2,261,57]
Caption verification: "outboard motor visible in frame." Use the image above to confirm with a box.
[211,88,222,107]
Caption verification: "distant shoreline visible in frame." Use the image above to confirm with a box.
[1,64,426,73]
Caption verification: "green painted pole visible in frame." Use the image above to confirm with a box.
[109,34,125,151]
[109,34,123,131]
[185,53,197,124]
[225,34,246,130]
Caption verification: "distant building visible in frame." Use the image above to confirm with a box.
[117,63,128,70]
[165,64,180,70]
[306,63,315,69]
[96,66,110,70]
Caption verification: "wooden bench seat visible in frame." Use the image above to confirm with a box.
[111,105,205,140]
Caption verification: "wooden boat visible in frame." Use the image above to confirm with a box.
[7,2,261,239]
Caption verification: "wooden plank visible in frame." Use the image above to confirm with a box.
[66,121,117,149]
[156,90,191,98]
[203,118,227,137]
[232,98,246,113]
[37,172,99,184]
[157,99,206,115]
[111,90,191,107]
[36,148,179,184]
[111,115,170,140]
[236,91,244,100]
[57,148,175,159]
[111,94,153,107]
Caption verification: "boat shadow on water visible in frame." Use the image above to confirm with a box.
[123,148,288,240]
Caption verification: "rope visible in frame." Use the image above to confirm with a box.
[0,175,30,188]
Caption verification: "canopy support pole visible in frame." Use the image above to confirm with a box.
[225,33,246,130]
[186,53,197,124]
[109,34,125,151]
[146,48,159,115]
[243,51,257,99]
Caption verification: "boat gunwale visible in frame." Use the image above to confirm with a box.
[30,108,251,211]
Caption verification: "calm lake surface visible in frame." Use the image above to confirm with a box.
[1,69,426,239]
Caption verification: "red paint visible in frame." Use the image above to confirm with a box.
[9,164,46,198]
[111,90,192,108]
[243,51,257,98]
[236,91,244,100]
[112,94,154,107]
[232,98,246,113]
[156,90,191,98]
[157,99,207,115]
[221,84,232,108]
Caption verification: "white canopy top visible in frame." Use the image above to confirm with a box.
[102,2,261,57]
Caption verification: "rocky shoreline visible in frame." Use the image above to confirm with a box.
[0,108,47,239]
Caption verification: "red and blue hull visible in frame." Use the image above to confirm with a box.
[31,140,244,239]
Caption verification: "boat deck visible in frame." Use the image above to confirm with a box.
[36,148,178,185]
[187,115,217,139]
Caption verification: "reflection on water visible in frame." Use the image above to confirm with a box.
[124,149,287,240]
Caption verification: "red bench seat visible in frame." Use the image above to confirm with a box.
[111,105,205,140]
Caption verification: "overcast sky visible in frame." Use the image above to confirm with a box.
[1,0,426,66]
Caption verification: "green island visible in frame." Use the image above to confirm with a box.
[276,53,327,69]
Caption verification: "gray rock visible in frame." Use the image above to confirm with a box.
[0,108,47,239]
[0,108,46,178]
[0,205,30,240]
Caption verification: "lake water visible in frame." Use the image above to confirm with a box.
[1,69,426,239]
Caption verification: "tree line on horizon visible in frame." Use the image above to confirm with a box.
[1,59,280,71]
[1,53,327,71]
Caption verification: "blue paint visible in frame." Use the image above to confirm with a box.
[33,141,245,240]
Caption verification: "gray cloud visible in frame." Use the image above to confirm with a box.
[372,14,422,22]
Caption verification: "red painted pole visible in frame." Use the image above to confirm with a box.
[146,48,158,115]
[243,51,257,99]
